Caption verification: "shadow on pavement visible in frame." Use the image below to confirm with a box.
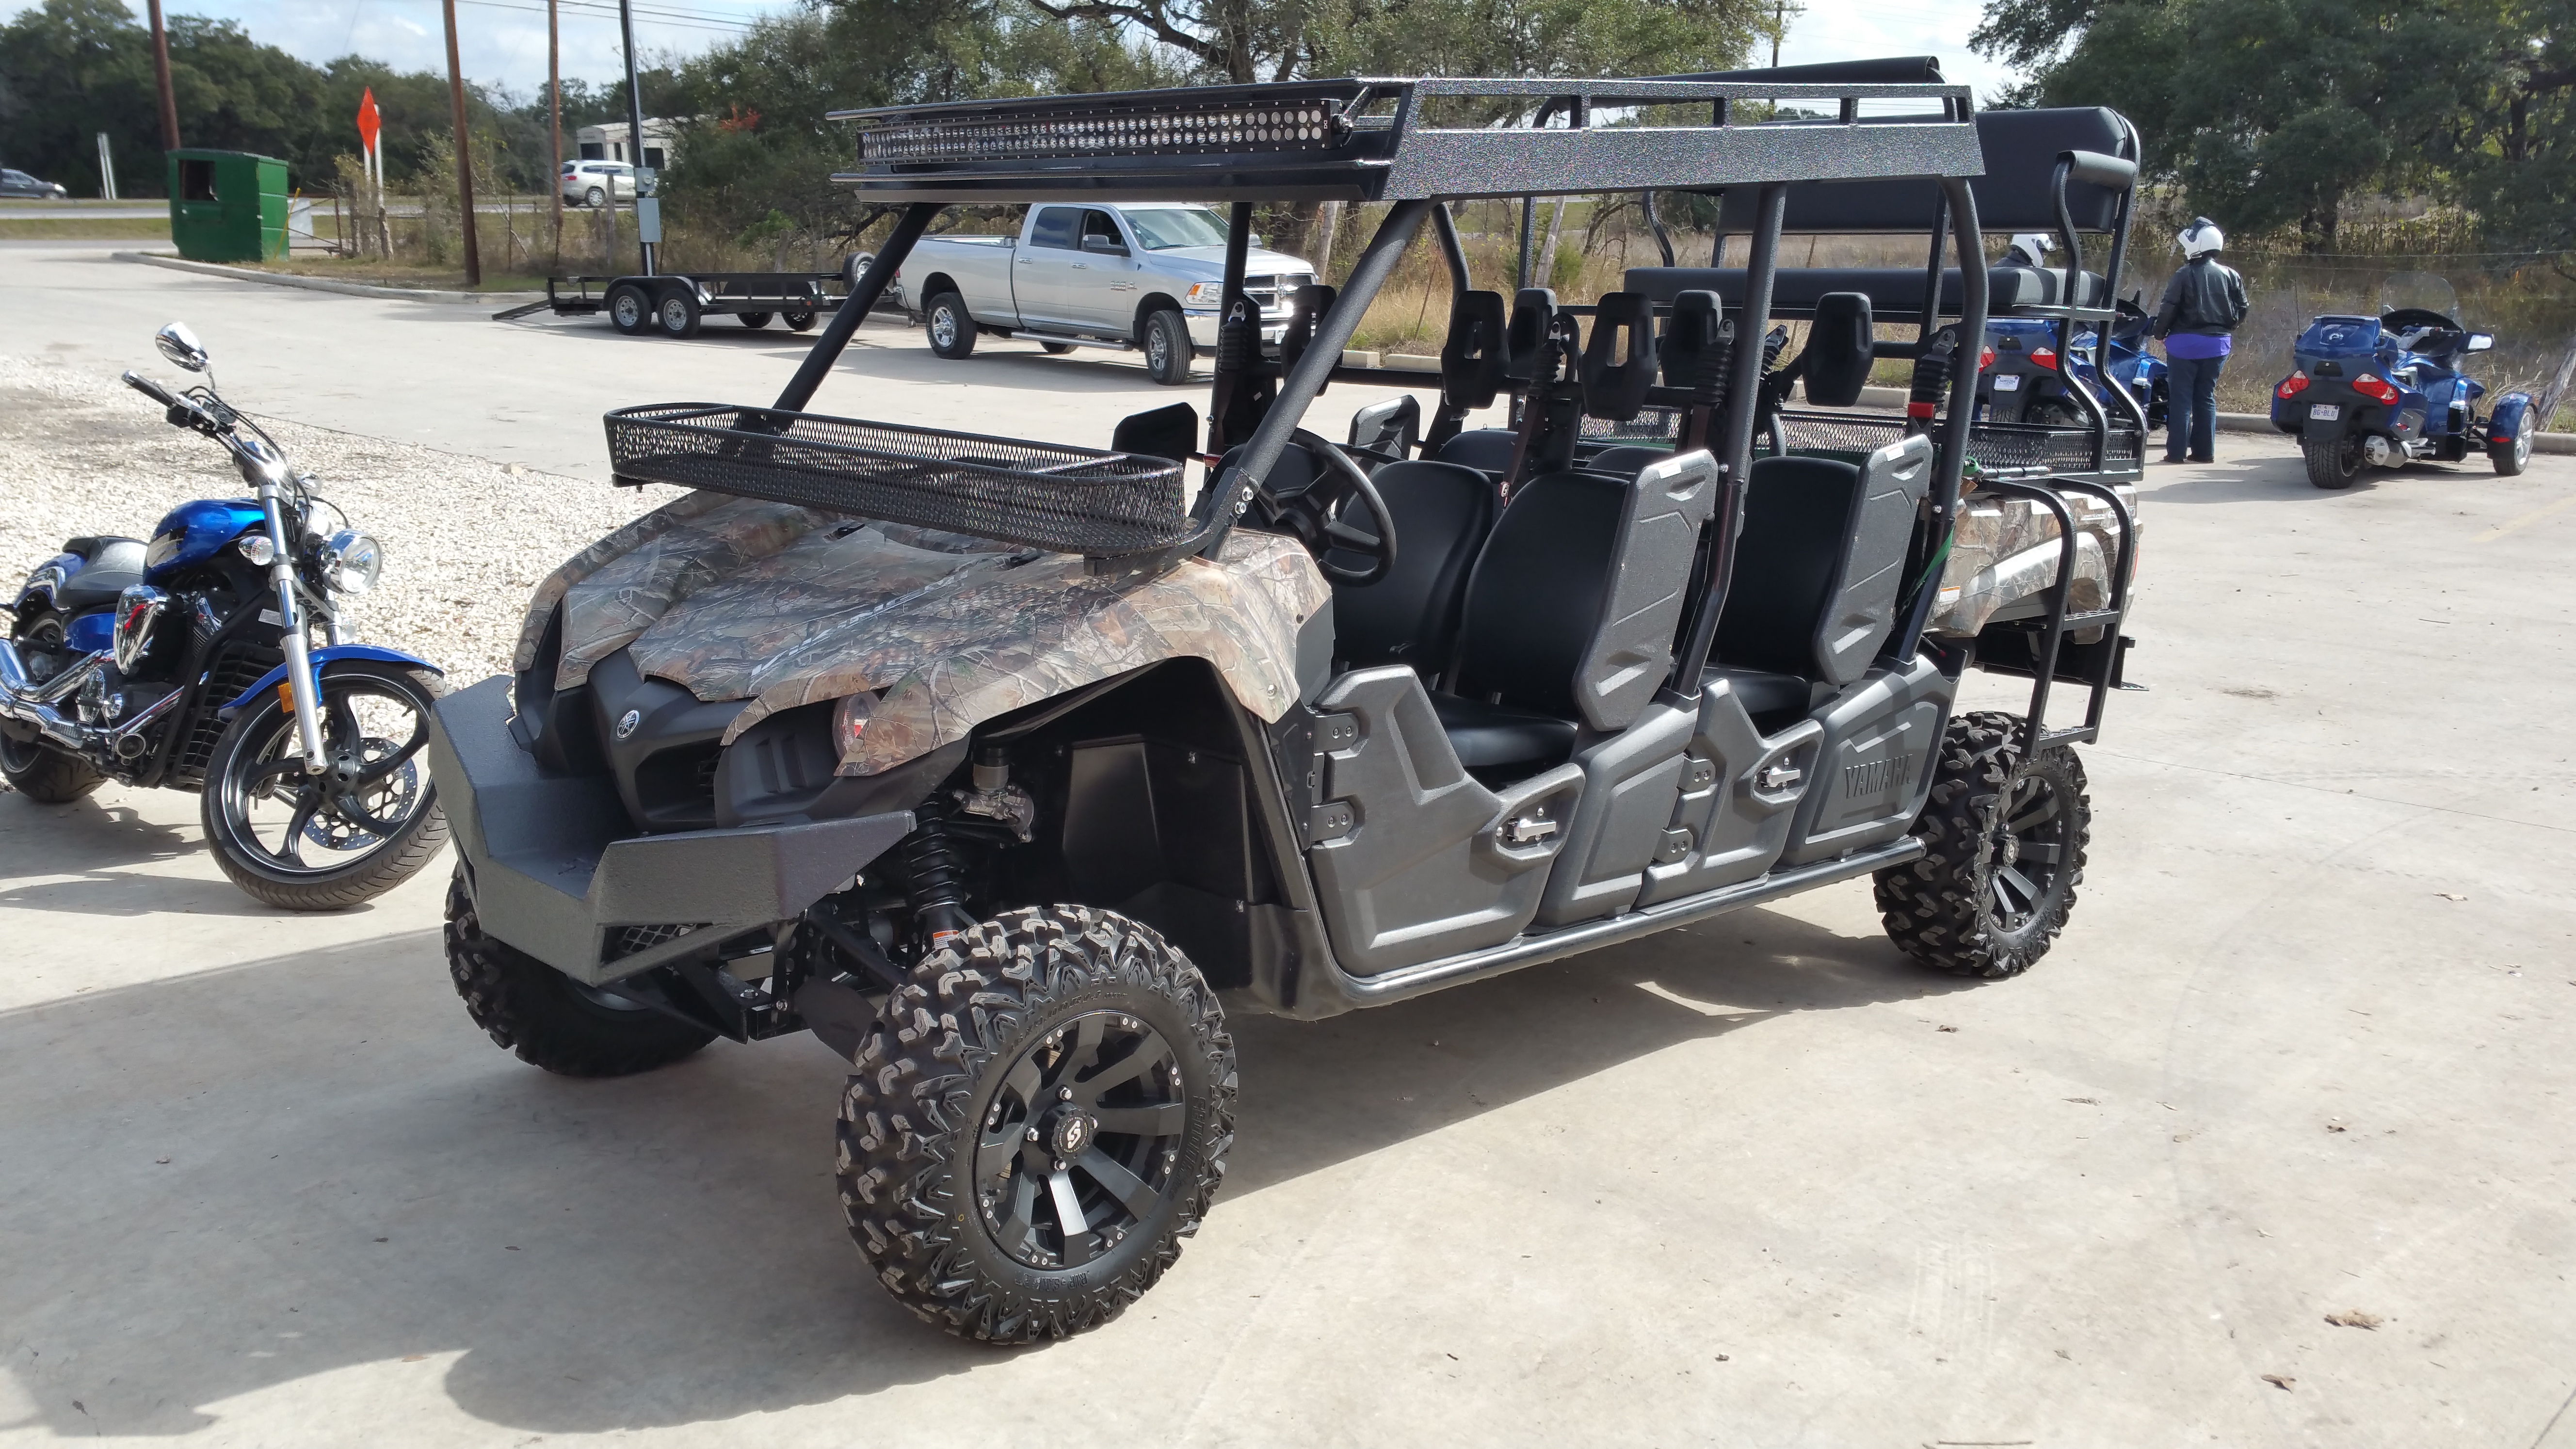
[0,892,1972,1435]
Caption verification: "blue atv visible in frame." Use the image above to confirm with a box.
[2270,274,2535,489]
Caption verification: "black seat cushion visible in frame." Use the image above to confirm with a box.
[1433,428,1520,475]
[1111,402,1198,463]
[1712,456,1867,680]
[1431,692,1579,770]
[1706,666,1814,732]
[57,537,147,608]
[1331,460,1497,673]
[1449,470,1627,719]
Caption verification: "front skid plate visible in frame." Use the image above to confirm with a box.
[427,675,914,983]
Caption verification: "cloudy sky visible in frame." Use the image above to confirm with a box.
[19,0,2016,104]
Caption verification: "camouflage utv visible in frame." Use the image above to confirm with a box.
[428,58,2146,1343]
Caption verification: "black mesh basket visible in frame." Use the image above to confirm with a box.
[604,403,1193,556]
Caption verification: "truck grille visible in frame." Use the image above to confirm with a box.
[1241,274,1314,314]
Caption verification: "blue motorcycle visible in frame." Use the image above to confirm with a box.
[0,322,449,909]
[2270,273,2536,489]
[1973,298,2166,433]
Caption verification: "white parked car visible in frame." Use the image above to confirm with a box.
[561,161,637,208]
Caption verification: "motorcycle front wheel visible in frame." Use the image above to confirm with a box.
[201,660,450,911]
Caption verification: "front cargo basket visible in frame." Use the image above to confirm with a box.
[604,403,1192,555]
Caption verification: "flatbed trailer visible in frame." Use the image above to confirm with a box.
[491,271,857,338]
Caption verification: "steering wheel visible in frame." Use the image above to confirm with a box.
[1249,430,1399,586]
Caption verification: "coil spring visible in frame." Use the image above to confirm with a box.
[901,798,975,945]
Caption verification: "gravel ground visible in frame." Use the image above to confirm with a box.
[0,351,662,689]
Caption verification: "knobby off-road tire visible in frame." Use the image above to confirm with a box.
[444,868,715,1076]
[0,730,105,803]
[1874,710,2091,980]
[2303,431,2363,489]
[838,905,1236,1344]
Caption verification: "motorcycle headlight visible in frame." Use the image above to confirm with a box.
[319,530,384,594]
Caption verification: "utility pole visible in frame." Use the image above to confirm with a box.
[441,0,482,285]
[619,0,655,274]
[548,0,564,261]
[147,0,180,152]
[1770,0,1785,67]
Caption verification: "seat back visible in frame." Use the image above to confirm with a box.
[1713,434,1935,687]
[1329,460,1497,673]
[1579,292,1657,422]
[1433,428,1520,474]
[1439,290,1509,410]
[1450,451,1720,730]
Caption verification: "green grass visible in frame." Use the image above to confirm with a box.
[0,217,169,240]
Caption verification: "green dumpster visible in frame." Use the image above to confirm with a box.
[167,150,290,263]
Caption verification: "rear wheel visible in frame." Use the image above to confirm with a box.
[0,728,102,803]
[584,185,606,209]
[783,310,818,332]
[444,869,715,1076]
[737,311,772,329]
[1142,309,1191,386]
[925,291,977,359]
[1875,710,2090,980]
[1039,341,1077,355]
[608,284,649,336]
[2303,430,2363,489]
[656,291,702,338]
[839,904,1235,1343]
[2491,427,2533,477]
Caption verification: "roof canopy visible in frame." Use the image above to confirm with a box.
[831,75,1983,204]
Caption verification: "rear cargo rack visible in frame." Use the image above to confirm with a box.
[604,403,1191,556]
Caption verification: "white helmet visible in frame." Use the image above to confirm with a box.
[2178,216,2225,259]
[2004,233,2057,266]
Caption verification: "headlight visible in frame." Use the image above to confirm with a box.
[319,530,383,594]
[1185,282,1219,305]
[237,534,276,566]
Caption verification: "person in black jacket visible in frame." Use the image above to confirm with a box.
[2154,217,2250,463]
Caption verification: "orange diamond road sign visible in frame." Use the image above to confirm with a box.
[356,88,382,151]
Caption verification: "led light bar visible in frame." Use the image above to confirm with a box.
[856,100,1352,165]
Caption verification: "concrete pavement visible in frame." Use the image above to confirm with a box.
[3,244,2575,1447]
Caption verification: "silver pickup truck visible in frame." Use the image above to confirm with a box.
[891,202,1318,385]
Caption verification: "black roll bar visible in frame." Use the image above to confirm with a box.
[771,202,937,413]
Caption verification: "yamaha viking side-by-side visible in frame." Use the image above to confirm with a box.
[2271,272,2537,488]
[1,325,448,908]
[425,58,2146,1341]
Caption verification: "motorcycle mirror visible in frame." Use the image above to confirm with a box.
[155,322,208,372]
[2466,332,2495,353]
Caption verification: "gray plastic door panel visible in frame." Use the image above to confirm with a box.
[1636,680,1825,907]
[1815,433,1936,687]
[1574,451,1721,730]
[1533,701,1695,927]
[1306,667,1585,975]
[1779,655,1958,867]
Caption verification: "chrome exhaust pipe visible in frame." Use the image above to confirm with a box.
[0,641,112,750]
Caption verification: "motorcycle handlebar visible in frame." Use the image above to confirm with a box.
[121,370,179,408]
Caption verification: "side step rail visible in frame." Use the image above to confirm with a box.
[1974,475,2137,755]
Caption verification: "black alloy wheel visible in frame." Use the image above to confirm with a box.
[840,904,1234,1343]
[1875,710,2090,979]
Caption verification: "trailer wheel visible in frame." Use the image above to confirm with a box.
[608,285,650,336]
[838,904,1234,1343]
[783,310,818,332]
[656,291,702,339]
[737,311,772,329]
[925,292,977,359]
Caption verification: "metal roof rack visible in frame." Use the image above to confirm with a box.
[830,76,1982,203]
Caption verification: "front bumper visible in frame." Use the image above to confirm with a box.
[429,676,913,984]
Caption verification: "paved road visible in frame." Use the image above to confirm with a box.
[3,243,2576,1447]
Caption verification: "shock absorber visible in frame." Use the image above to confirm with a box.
[900,798,975,950]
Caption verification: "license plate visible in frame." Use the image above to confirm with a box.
[1992,375,2022,392]
[2308,403,2340,421]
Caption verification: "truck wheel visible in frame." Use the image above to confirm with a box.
[1142,309,1191,386]
[0,729,103,803]
[2303,431,2363,489]
[838,904,1236,1344]
[444,869,715,1076]
[1039,341,1077,355]
[737,311,772,329]
[783,310,818,332]
[925,292,977,359]
[608,285,650,336]
[656,291,702,338]
[2491,427,2532,477]
[1874,710,2090,980]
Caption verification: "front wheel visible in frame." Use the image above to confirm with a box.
[445,869,714,1076]
[1039,340,1078,355]
[584,186,606,209]
[1142,309,1191,386]
[199,660,449,911]
[840,905,1236,1343]
[2303,430,2364,489]
[2491,427,2533,477]
[1875,710,2090,980]
[925,292,977,359]
[608,284,649,336]
[783,309,818,332]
